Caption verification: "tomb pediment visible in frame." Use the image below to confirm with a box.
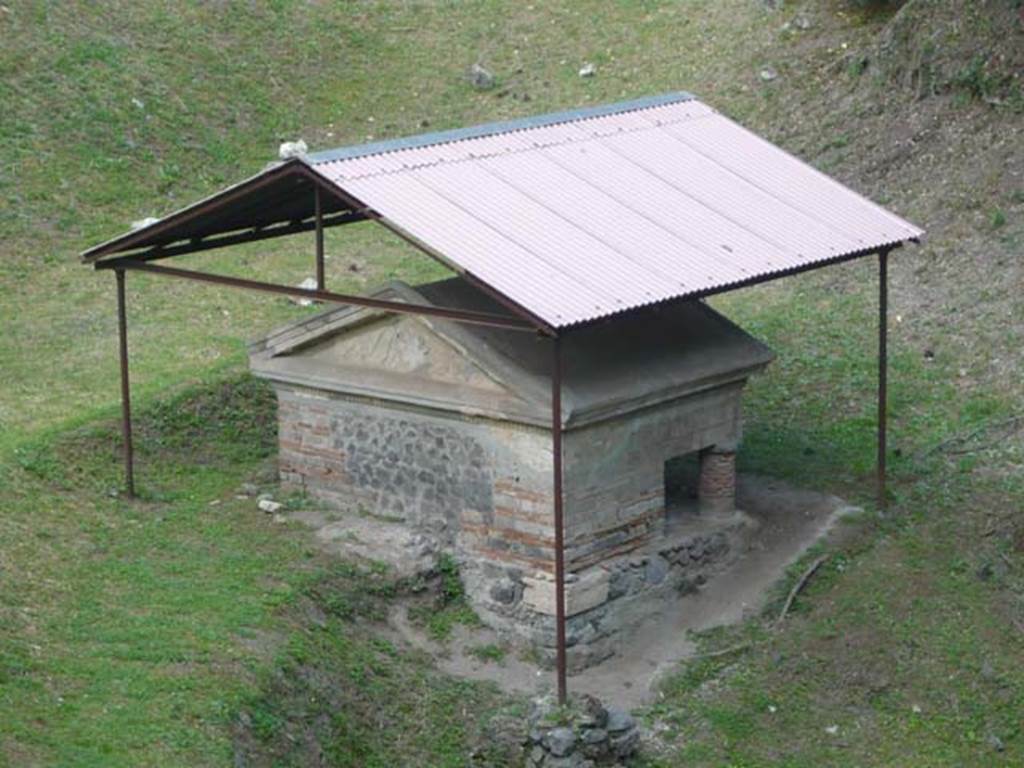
[250,278,774,428]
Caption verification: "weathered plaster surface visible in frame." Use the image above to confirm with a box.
[251,278,773,667]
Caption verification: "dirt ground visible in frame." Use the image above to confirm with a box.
[284,474,861,709]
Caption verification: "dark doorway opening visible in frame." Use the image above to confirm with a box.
[664,452,700,526]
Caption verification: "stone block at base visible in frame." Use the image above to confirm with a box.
[522,568,610,617]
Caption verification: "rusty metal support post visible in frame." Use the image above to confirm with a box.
[315,186,325,291]
[877,249,888,512]
[115,269,135,498]
[552,334,567,705]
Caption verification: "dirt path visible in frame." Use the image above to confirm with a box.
[569,475,859,706]
[377,474,861,708]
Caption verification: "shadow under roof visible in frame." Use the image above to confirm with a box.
[83,92,923,331]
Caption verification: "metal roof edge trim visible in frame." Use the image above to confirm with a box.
[557,240,909,331]
[306,91,696,165]
[80,158,316,262]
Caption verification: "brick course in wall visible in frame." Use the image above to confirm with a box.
[275,384,552,563]
[252,280,773,669]
[272,379,752,668]
[698,449,737,512]
[562,384,742,570]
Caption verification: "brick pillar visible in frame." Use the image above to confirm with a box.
[698,448,736,514]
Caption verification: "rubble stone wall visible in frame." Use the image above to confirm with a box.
[472,521,744,672]
[273,380,747,670]
[274,383,554,570]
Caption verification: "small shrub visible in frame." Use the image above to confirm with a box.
[408,554,482,640]
[467,644,506,663]
[12,444,62,483]
[248,702,285,742]
[437,552,465,606]
[951,55,1010,103]
[847,55,870,78]
[844,0,904,11]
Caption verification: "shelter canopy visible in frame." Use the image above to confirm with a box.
[83,92,923,330]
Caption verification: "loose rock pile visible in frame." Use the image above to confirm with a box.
[526,694,639,767]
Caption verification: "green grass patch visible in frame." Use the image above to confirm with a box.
[467,644,507,664]
[3,1,1024,765]
[0,376,506,766]
[409,554,483,641]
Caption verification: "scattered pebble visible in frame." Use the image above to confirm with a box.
[278,139,308,160]
[258,499,282,514]
[911,704,922,714]
[759,66,779,82]
[825,724,839,736]
[987,734,1005,752]
[543,727,575,757]
[605,706,635,733]
[527,695,639,765]
[289,277,318,306]
[131,97,145,110]
[469,63,495,90]
[578,62,596,78]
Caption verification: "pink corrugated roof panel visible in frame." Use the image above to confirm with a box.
[313,95,922,329]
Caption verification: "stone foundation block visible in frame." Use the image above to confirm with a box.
[523,568,610,617]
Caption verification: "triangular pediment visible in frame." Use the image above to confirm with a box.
[250,295,549,424]
[250,277,773,430]
[298,314,508,394]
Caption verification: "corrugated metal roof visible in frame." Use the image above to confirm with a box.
[84,92,923,330]
[311,94,922,328]
[306,91,696,165]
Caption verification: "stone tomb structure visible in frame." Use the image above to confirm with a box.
[250,277,773,669]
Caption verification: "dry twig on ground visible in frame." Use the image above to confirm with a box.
[775,556,828,628]
[921,415,1023,459]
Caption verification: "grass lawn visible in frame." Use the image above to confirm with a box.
[636,269,1024,766]
[1,378,514,766]
[2,1,1022,765]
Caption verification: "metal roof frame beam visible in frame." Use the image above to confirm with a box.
[83,159,310,262]
[100,259,541,332]
[82,159,374,263]
[93,210,367,266]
